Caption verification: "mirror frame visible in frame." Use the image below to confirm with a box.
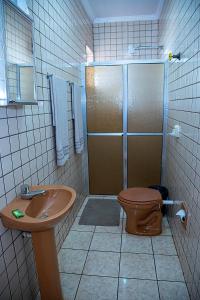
[0,0,37,106]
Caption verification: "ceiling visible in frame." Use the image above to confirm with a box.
[81,0,164,23]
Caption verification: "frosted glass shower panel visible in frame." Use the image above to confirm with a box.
[86,66,123,132]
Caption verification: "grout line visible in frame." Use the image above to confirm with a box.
[73,223,96,300]
[10,232,24,298]
[116,217,123,300]
[0,239,11,298]
[151,237,161,300]
[61,246,180,257]
[59,271,186,283]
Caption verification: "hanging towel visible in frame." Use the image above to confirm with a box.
[49,75,69,166]
[72,83,84,154]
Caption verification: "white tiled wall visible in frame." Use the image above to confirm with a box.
[93,20,159,61]
[160,0,200,298]
[0,0,92,298]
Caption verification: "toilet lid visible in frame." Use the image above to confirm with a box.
[118,187,162,204]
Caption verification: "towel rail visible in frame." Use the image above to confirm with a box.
[47,73,83,87]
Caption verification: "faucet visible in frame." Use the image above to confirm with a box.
[20,184,46,200]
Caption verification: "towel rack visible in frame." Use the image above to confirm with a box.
[67,81,83,88]
[47,73,82,87]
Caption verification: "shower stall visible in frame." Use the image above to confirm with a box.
[84,61,166,195]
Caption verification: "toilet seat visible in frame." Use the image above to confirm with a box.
[118,187,162,205]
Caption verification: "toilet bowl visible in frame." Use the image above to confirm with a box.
[118,187,163,236]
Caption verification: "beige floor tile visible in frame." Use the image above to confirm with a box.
[76,275,118,300]
[61,273,80,300]
[90,233,121,252]
[118,278,159,300]
[158,281,190,300]
[62,231,93,250]
[155,255,185,281]
[121,234,153,254]
[152,236,177,255]
[59,249,87,274]
[120,253,156,280]
[83,251,120,277]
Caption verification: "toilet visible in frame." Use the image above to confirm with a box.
[118,187,163,236]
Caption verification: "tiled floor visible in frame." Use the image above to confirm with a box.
[58,197,190,300]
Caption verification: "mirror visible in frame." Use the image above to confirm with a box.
[0,0,37,106]
[7,64,35,104]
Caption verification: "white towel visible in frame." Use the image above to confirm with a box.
[72,83,84,154]
[49,75,69,166]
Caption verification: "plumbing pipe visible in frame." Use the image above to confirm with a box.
[163,200,184,205]
[163,199,174,205]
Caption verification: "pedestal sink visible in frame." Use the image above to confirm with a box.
[0,185,76,300]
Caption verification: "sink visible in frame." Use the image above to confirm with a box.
[0,185,76,232]
[0,184,76,300]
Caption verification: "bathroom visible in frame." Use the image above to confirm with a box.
[0,0,199,299]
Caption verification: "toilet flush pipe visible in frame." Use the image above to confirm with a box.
[162,200,184,205]
[163,199,174,205]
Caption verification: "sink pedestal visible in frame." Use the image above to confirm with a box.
[32,228,63,300]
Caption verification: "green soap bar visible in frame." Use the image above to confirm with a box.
[12,209,25,219]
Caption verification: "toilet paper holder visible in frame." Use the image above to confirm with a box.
[176,203,188,229]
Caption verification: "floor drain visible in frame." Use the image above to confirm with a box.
[39,212,48,219]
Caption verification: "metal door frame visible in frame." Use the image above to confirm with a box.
[82,59,168,191]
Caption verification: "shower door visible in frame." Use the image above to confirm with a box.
[86,63,164,195]
[86,65,123,194]
[127,64,164,187]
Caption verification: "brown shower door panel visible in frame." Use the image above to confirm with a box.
[128,64,164,133]
[128,136,163,187]
[86,65,123,194]
[86,66,123,132]
[127,63,164,187]
[88,136,123,195]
